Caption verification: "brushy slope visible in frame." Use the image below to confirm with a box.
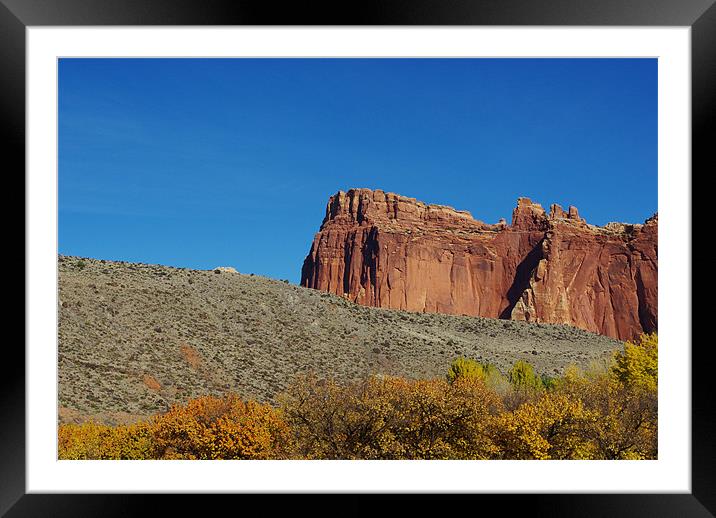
[58,255,622,424]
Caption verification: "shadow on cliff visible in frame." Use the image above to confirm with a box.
[499,240,544,320]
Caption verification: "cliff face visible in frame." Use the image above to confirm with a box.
[300,189,657,341]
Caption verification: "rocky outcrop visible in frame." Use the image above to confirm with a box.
[213,266,238,274]
[300,189,657,341]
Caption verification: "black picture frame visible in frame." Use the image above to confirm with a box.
[5,0,710,514]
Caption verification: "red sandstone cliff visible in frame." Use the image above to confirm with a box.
[300,189,657,341]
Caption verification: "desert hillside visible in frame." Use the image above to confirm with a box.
[58,255,622,425]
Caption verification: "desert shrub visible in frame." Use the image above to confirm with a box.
[58,421,153,460]
[149,394,292,459]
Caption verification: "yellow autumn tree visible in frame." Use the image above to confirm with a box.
[553,340,658,460]
[58,421,153,460]
[149,394,292,459]
[611,333,658,392]
[491,392,596,459]
[279,374,502,460]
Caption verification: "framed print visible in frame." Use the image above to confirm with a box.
[5,0,711,514]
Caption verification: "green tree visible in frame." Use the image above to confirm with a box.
[509,360,543,391]
[446,357,484,383]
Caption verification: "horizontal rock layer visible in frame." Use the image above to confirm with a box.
[301,189,657,341]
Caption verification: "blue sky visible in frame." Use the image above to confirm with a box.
[59,58,657,284]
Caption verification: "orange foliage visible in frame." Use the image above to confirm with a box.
[149,395,291,459]
[58,395,291,460]
[58,420,152,460]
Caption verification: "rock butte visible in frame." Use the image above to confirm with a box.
[301,188,657,341]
